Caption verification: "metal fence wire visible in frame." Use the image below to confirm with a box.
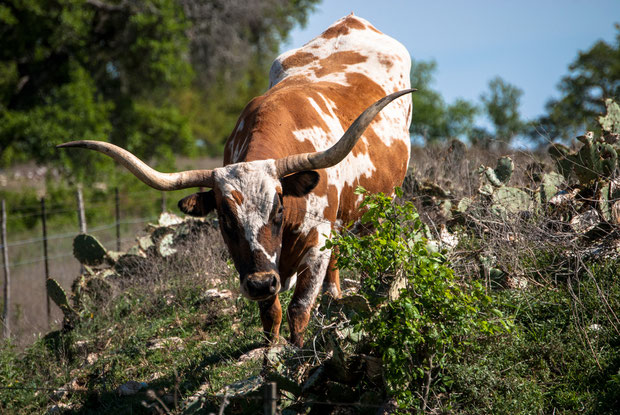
[0,188,173,339]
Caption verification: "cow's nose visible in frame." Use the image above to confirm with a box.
[245,272,280,299]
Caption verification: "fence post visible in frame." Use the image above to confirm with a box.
[1,200,10,339]
[263,382,277,415]
[40,197,50,327]
[76,185,87,274]
[76,185,87,234]
[115,188,121,251]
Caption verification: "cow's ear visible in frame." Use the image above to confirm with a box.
[280,171,319,197]
[178,190,216,217]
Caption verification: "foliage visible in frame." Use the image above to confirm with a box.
[445,259,620,414]
[179,0,319,86]
[535,24,620,142]
[409,59,478,143]
[325,188,508,411]
[474,76,525,148]
[0,0,193,179]
[0,0,319,176]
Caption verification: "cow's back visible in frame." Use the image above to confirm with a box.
[270,14,412,225]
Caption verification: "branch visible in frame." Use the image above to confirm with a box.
[85,0,127,12]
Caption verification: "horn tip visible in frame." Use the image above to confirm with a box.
[57,140,92,149]
[56,142,75,149]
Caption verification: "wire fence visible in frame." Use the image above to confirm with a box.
[0,187,172,341]
[0,184,355,344]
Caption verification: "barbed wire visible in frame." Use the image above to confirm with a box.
[2,216,159,249]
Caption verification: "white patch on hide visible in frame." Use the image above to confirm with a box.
[281,272,297,292]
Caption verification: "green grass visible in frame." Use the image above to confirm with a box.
[444,259,620,414]
[0,258,265,414]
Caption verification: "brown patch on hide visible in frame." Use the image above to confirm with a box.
[282,51,316,69]
[321,16,367,39]
[312,51,367,78]
[230,190,244,206]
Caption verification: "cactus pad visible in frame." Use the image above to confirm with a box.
[491,187,533,215]
[73,234,108,266]
[491,156,514,186]
[549,132,618,184]
[599,98,620,137]
[46,278,78,325]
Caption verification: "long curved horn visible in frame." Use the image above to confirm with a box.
[57,141,214,190]
[275,88,416,177]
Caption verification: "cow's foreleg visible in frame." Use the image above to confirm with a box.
[258,294,282,344]
[287,248,330,347]
[322,254,341,299]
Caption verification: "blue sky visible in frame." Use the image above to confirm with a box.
[282,0,620,125]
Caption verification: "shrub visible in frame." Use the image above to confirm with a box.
[325,187,510,411]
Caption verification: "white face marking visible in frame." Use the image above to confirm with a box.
[213,160,280,268]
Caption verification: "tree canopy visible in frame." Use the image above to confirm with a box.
[536,24,620,142]
[409,59,478,143]
[470,76,525,149]
[0,0,318,181]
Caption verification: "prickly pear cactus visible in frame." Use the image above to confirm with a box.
[549,132,618,184]
[491,186,533,215]
[46,278,78,327]
[488,156,514,186]
[575,133,617,183]
[73,234,108,266]
[599,98,620,141]
[478,156,514,195]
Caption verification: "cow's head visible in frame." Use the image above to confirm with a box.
[57,89,415,301]
[177,161,319,300]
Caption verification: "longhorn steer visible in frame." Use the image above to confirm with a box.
[58,15,413,347]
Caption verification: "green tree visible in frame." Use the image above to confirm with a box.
[477,76,525,148]
[175,0,319,154]
[0,0,194,181]
[409,59,478,143]
[537,24,620,142]
[0,0,319,179]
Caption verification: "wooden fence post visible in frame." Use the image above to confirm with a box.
[263,382,277,415]
[40,197,50,327]
[115,188,121,251]
[76,185,87,274]
[1,200,10,339]
[76,185,87,234]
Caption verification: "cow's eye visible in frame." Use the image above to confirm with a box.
[220,205,237,232]
[273,193,283,216]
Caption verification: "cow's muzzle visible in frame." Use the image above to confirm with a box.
[241,271,281,300]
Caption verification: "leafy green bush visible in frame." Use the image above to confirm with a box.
[325,188,510,411]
